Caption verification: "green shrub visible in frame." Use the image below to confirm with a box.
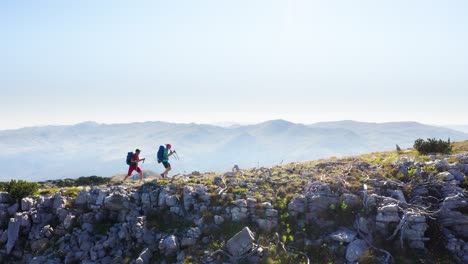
[75,175,111,186]
[2,180,39,202]
[413,138,452,154]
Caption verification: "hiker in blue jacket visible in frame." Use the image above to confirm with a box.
[161,144,174,178]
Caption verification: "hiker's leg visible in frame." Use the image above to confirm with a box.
[124,166,135,181]
[136,167,143,181]
[164,165,172,177]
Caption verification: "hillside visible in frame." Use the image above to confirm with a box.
[0,143,467,263]
[0,120,467,181]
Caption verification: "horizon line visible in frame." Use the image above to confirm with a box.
[1,119,466,132]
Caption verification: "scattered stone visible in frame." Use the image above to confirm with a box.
[7,217,20,254]
[159,235,179,256]
[330,228,357,243]
[214,215,224,225]
[226,227,255,257]
[0,192,12,204]
[104,194,130,211]
[438,172,454,181]
[21,197,34,211]
[346,239,369,262]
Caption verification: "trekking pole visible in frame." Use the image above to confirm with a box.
[139,159,145,180]
[173,150,180,160]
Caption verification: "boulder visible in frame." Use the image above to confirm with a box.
[230,207,248,222]
[104,194,130,211]
[30,238,49,252]
[0,192,12,204]
[346,239,369,262]
[7,217,20,254]
[288,195,307,214]
[74,190,89,206]
[232,199,247,207]
[159,235,179,256]
[30,256,47,264]
[341,193,361,209]
[226,226,255,257]
[8,203,19,216]
[95,189,107,205]
[213,177,224,186]
[214,215,224,225]
[256,218,277,232]
[380,204,399,214]
[165,195,178,207]
[448,169,466,181]
[21,197,34,211]
[438,172,454,181]
[330,228,357,243]
[63,214,75,229]
[52,193,65,210]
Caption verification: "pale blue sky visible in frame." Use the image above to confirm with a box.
[1,0,467,129]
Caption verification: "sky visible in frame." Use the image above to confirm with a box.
[1,0,467,130]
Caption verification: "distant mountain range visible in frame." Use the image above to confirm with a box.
[0,120,467,181]
[446,125,468,133]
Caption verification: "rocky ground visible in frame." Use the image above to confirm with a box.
[0,148,467,264]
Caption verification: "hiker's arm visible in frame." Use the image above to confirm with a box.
[166,151,174,157]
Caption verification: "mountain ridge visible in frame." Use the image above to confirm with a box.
[0,120,467,181]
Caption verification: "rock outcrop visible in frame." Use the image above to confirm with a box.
[0,152,467,263]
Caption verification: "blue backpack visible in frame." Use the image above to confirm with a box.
[126,152,133,165]
[157,146,165,163]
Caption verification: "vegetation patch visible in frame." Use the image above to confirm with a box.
[0,180,39,202]
[414,138,452,154]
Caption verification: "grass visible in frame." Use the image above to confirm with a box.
[35,187,61,196]
[452,140,468,153]
[63,187,82,198]
[34,186,83,198]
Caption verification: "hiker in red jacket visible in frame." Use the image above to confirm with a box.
[124,149,145,182]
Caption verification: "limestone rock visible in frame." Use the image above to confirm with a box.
[346,239,369,262]
[21,197,35,211]
[7,217,20,254]
[341,193,361,209]
[438,172,454,181]
[104,194,130,211]
[0,192,12,204]
[448,169,465,181]
[226,226,255,257]
[159,235,179,256]
[214,215,224,225]
[75,190,89,206]
[330,228,357,243]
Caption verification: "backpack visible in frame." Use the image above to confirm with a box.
[157,145,165,163]
[126,152,133,165]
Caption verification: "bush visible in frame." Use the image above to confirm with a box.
[75,176,111,186]
[413,138,452,154]
[1,180,39,202]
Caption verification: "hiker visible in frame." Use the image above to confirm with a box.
[124,149,145,182]
[159,144,175,178]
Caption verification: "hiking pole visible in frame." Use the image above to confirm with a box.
[139,159,145,181]
[173,150,180,160]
